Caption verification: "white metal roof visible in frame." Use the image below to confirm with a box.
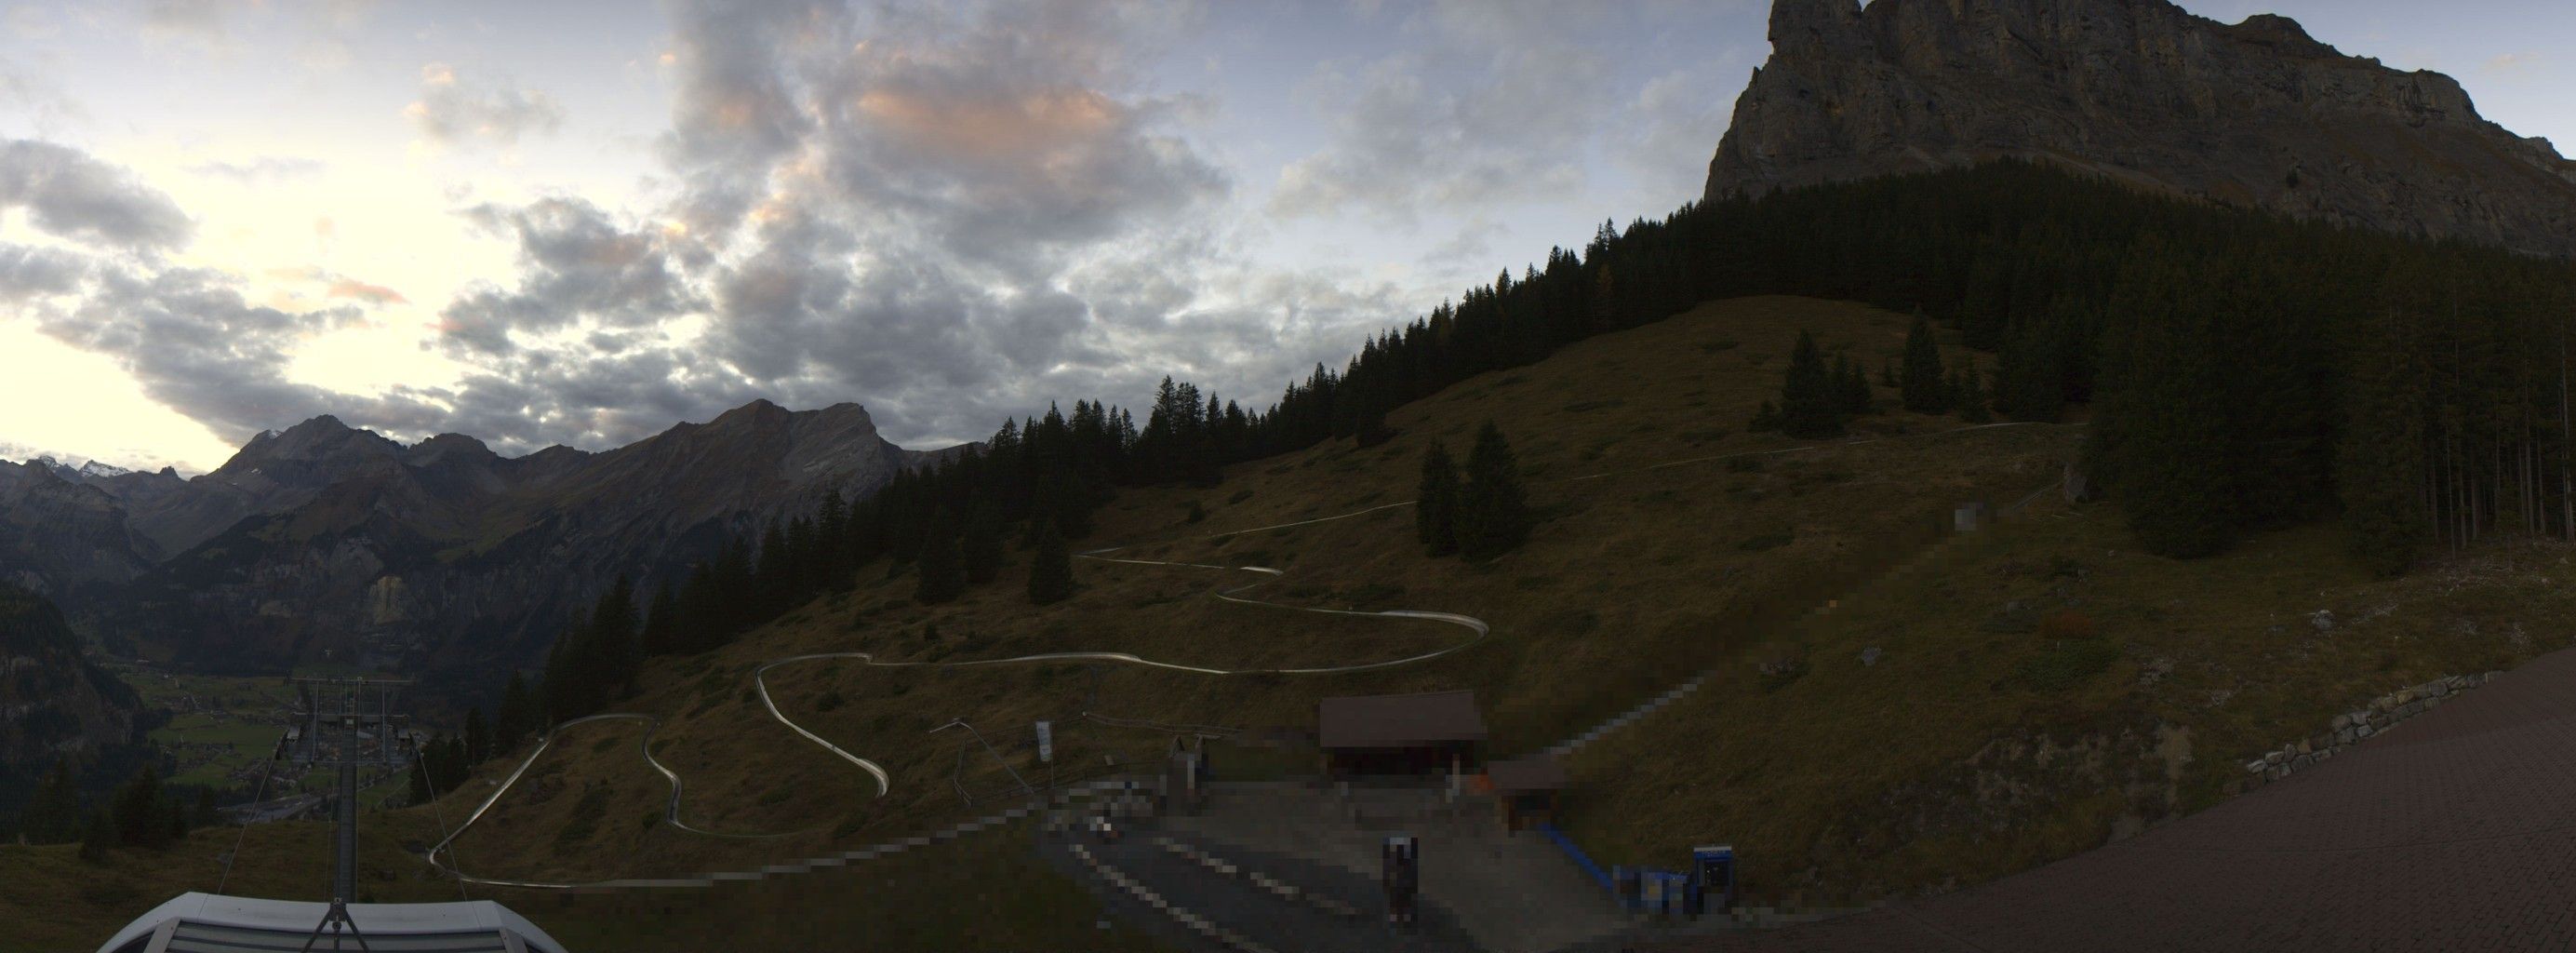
[96,893,567,953]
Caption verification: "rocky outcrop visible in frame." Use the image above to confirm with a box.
[1708,0,2576,259]
[4,400,954,677]
[0,583,140,767]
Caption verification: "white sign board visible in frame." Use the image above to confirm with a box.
[1035,720,1053,763]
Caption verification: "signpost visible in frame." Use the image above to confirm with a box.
[1035,720,1054,763]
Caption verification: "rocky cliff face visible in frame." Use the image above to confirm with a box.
[1708,0,2576,259]
[4,400,949,678]
[0,584,140,768]
[0,462,162,599]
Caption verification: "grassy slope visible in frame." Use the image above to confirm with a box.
[1566,491,2576,906]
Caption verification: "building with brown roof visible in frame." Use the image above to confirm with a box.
[1315,690,1487,777]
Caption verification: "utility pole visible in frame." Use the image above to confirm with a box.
[287,676,412,950]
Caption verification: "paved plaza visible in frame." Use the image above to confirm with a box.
[1653,647,2576,951]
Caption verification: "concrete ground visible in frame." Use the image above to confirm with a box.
[1044,820,1486,953]
[1648,646,2576,952]
[1156,781,1633,953]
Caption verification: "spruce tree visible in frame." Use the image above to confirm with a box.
[78,807,114,862]
[407,758,432,805]
[1953,367,1993,423]
[639,583,677,658]
[2338,310,2425,576]
[19,757,80,844]
[1901,311,1950,412]
[494,672,536,751]
[112,766,169,849]
[1026,520,1074,605]
[1457,423,1531,560]
[1834,354,1873,416]
[1779,330,1843,437]
[1416,442,1461,557]
[960,503,1004,585]
[914,508,967,605]
[1995,320,2065,423]
[464,707,491,764]
[590,575,640,700]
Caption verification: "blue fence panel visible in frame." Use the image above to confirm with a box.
[1533,823,1617,896]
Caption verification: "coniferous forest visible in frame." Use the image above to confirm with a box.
[497,159,2575,739]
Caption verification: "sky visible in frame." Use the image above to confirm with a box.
[0,0,2569,474]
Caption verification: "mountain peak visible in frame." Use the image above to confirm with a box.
[1711,0,2576,258]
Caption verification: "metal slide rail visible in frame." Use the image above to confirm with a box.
[426,421,2071,890]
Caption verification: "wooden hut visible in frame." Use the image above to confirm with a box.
[1316,690,1486,777]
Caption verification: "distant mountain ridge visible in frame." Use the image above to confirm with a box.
[1708,0,2576,259]
[0,399,959,679]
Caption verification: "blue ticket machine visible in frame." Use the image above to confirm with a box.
[1691,844,1736,915]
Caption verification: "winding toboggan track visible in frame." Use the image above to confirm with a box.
[423,421,2067,890]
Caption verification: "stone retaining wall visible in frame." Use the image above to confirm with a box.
[2236,671,2503,792]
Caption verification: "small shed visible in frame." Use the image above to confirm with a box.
[1484,755,1568,831]
[1317,690,1487,777]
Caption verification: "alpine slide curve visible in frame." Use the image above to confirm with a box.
[421,421,2068,891]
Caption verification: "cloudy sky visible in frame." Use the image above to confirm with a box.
[0,0,2569,473]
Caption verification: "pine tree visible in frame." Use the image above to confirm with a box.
[1995,320,2065,423]
[960,503,1004,585]
[2093,258,2236,557]
[193,788,217,828]
[1878,358,1899,389]
[407,758,431,806]
[433,735,470,793]
[1780,330,1843,438]
[1953,367,1992,423]
[167,799,189,842]
[2338,309,2425,576]
[78,807,114,862]
[464,707,491,764]
[112,766,169,849]
[1026,520,1074,605]
[494,672,536,751]
[914,508,966,605]
[754,517,794,617]
[591,576,640,700]
[1833,354,1873,415]
[639,583,677,658]
[18,757,80,844]
[1457,423,1531,560]
[1901,311,1950,412]
[1416,442,1461,557]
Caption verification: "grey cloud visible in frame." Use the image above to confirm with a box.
[656,0,833,241]
[0,140,194,252]
[0,243,93,302]
[437,196,701,356]
[623,0,1242,445]
[407,63,566,147]
[32,263,374,444]
[1270,3,1607,221]
[187,155,327,184]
